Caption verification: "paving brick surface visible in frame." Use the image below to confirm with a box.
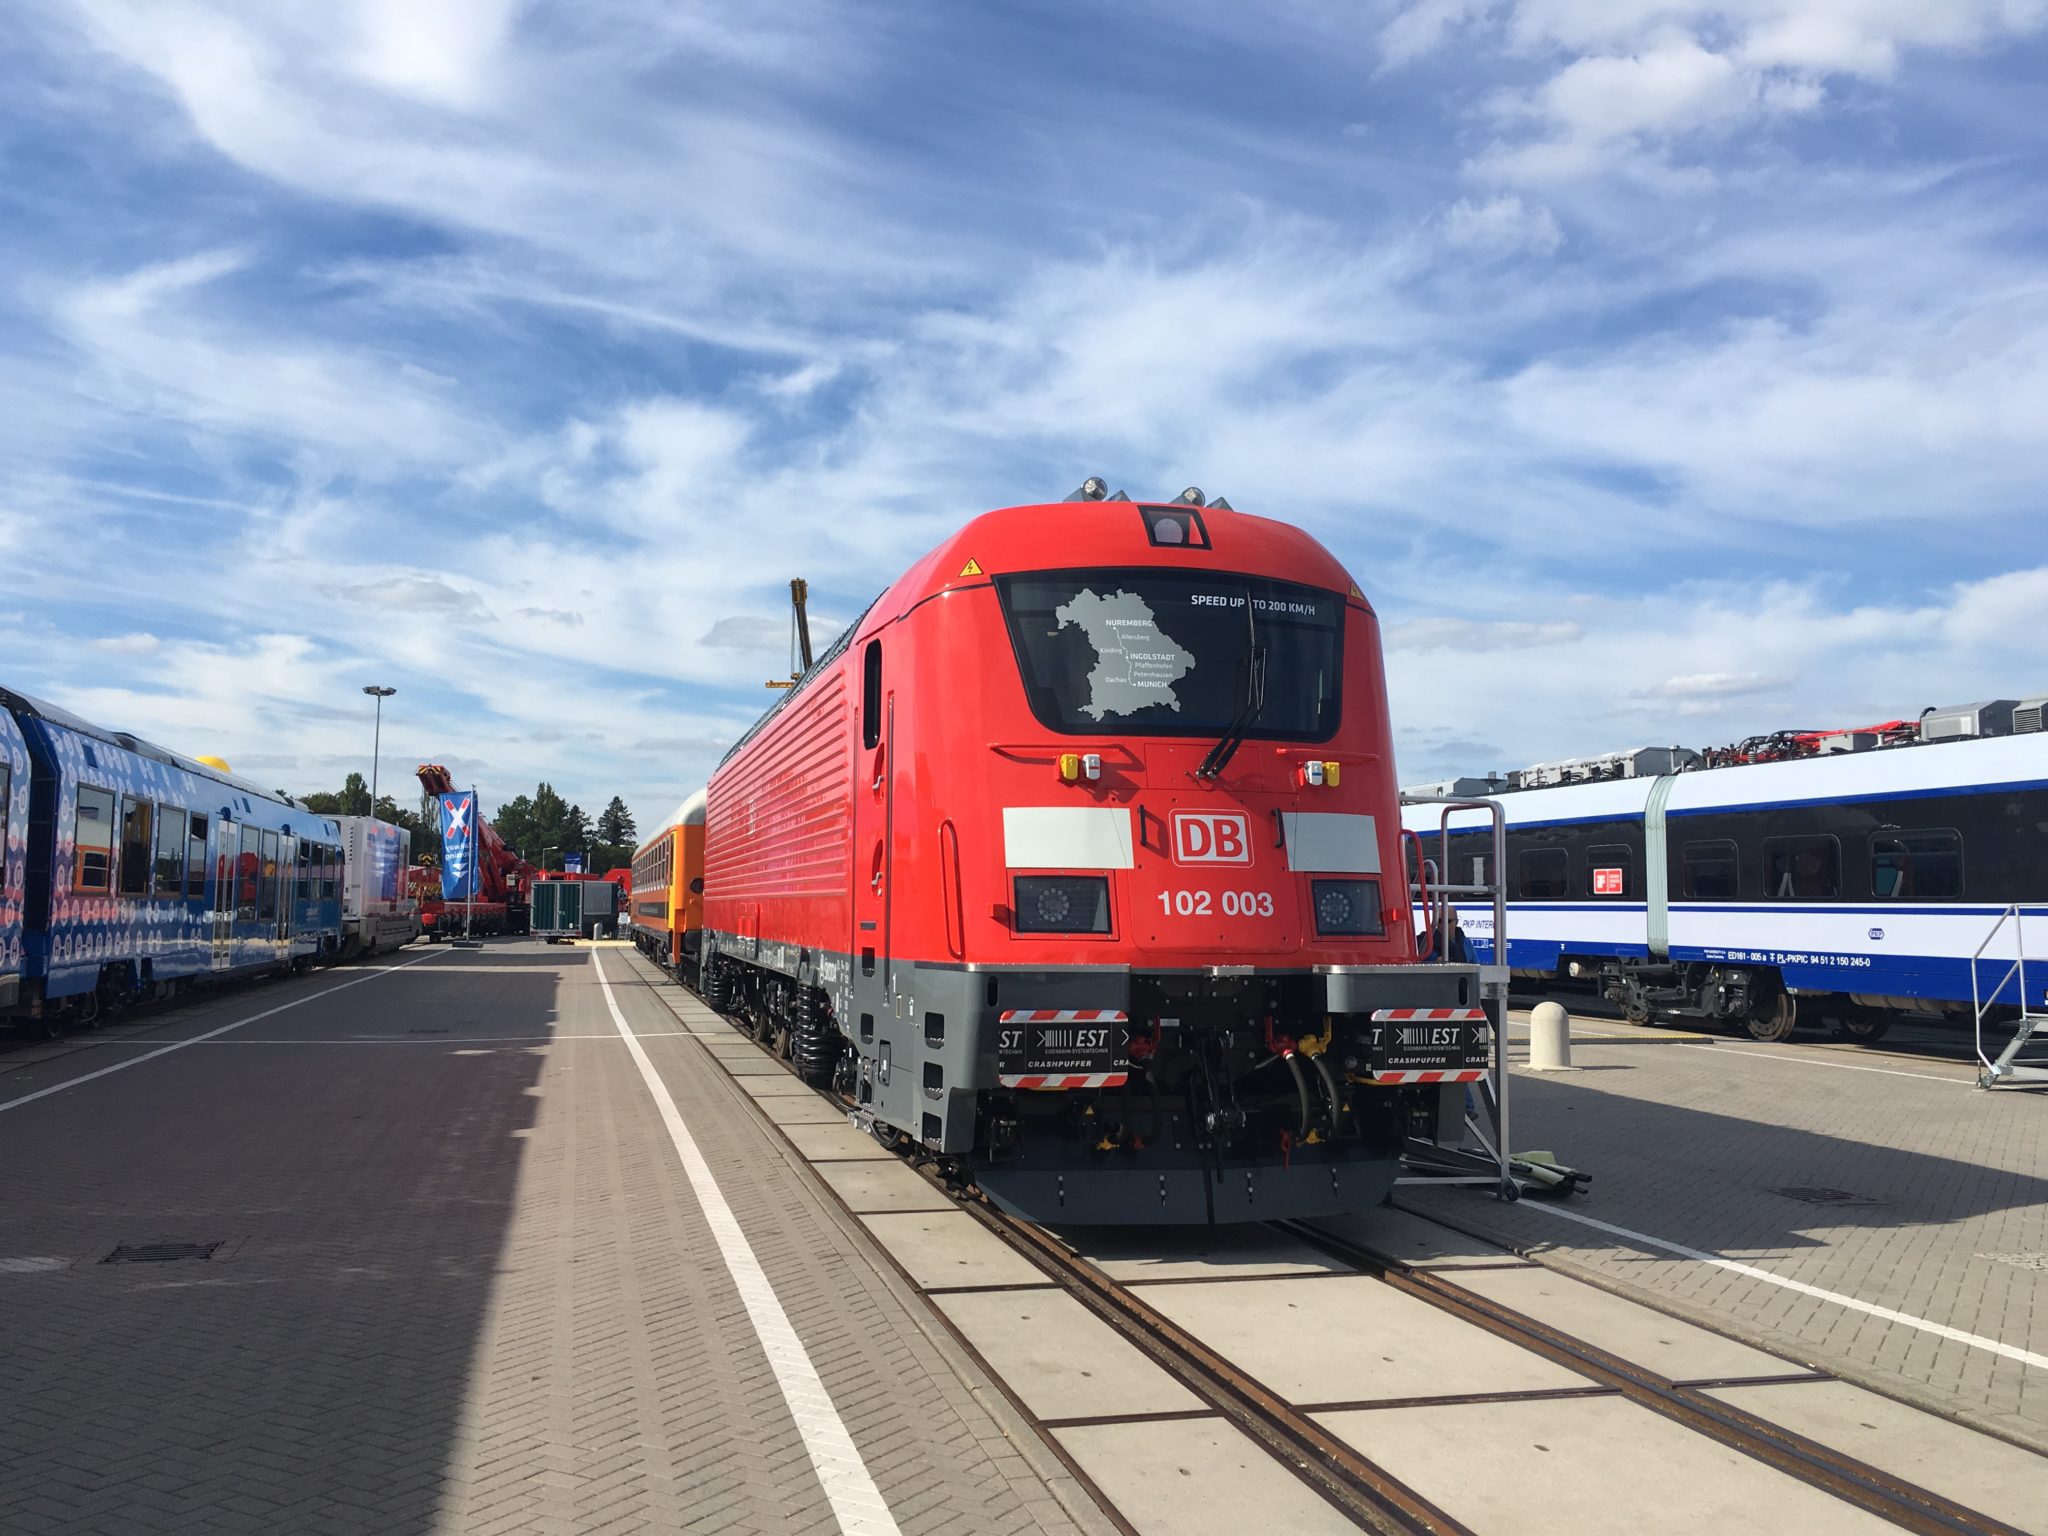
[0,945,1105,1535]
[1405,1024,2047,1449]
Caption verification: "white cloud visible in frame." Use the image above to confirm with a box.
[90,632,162,654]
[1389,567,2048,781]
[347,0,516,108]
[51,251,482,467]
[1441,195,1563,255]
[1380,1,2048,183]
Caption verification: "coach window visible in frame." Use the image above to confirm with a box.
[74,786,116,892]
[188,816,210,900]
[1680,839,1738,899]
[1516,847,1568,900]
[324,845,340,902]
[258,829,280,919]
[1762,834,1839,900]
[1871,829,1963,900]
[862,639,883,749]
[154,806,188,897]
[118,797,154,897]
[1585,844,1633,899]
[237,824,260,918]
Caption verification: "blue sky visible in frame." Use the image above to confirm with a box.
[3,0,2044,826]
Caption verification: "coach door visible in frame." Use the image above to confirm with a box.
[277,832,297,955]
[210,820,234,970]
[851,638,893,1033]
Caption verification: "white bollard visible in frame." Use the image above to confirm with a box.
[1529,1000,1575,1070]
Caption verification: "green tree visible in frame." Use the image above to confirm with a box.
[597,796,636,846]
[340,771,372,816]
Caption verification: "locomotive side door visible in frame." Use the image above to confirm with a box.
[850,637,896,1106]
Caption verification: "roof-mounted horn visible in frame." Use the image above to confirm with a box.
[1176,486,1206,507]
[1066,476,1109,502]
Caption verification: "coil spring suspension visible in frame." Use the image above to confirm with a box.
[792,987,839,1087]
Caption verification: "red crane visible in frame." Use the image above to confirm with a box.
[415,763,538,939]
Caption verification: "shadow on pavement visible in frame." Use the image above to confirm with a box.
[0,949,559,1534]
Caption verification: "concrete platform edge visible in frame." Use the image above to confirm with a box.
[620,951,1126,1536]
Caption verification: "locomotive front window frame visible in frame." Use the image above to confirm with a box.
[995,569,1344,741]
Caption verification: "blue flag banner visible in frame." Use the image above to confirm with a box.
[562,851,584,874]
[439,791,477,901]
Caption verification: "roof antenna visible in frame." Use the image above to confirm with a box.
[1066,476,1108,502]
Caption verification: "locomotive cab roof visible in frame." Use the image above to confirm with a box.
[878,497,1366,632]
[719,494,1372,768]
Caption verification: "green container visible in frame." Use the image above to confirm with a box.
[532,879,583,939]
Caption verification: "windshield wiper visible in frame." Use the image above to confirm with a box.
[1196,594,1265,780]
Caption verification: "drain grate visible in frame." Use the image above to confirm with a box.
[102,1241,224,1265]
[1768,1186,1879,1206]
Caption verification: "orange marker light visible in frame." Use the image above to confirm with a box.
[1058,753,1081,783]
[1323,761,1341,787]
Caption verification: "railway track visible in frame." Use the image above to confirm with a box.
[638,951,2033,1536]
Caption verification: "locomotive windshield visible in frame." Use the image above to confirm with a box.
[996,570,1343,739]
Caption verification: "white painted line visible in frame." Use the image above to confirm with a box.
[1521,1203,2048,1373]
[1695,1044,1970,1086]
[39,1031,698,1046]
[591,952,900,1536]
[0,948,451,1115]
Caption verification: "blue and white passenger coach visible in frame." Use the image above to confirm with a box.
[0,687,346,1027]
[1405,732,2048,1041]
[0,704,30,1012]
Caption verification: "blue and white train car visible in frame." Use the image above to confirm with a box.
[1,705,30,1012]
[0,686,346,1027]
[1404,733,2048,1041]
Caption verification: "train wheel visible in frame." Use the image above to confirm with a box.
[1623,998,1653,1027]
[1746,990,1797,1043]
[1837,1012,1892,1043]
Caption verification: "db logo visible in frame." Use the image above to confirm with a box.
[1172,811,1251,866]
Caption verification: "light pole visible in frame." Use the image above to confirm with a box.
[542,846,556,874]
[362,686,396,817]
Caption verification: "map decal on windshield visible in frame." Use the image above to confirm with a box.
[1054,588,1197,720]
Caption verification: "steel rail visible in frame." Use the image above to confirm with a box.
[958,1200,1476,1536]
[635,948,2024,1536]
[648,956,1464,1536]
[1274,1220,2030,1536]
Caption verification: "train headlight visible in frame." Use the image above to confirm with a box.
[1012,875,1111,934]
[1312,878,1383,937]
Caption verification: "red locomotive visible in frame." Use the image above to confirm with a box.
[697,483,1486,1223]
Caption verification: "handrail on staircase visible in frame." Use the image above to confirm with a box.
[1972,904,2048,1088]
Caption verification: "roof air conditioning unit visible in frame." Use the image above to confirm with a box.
[1919,700,2017,741]
[2014,696,2048,734]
